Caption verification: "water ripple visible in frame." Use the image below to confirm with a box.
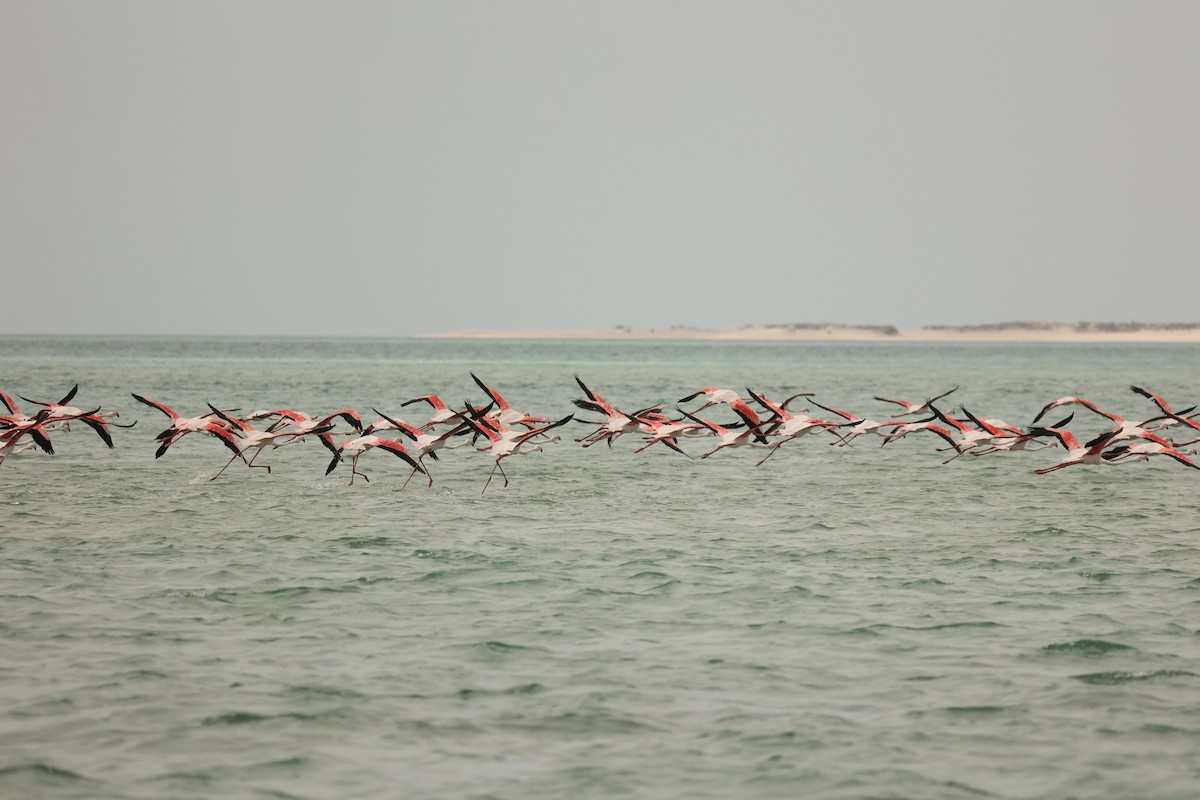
[1073,670,1199,685]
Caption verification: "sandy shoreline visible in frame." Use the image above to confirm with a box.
[419,324,1200,344]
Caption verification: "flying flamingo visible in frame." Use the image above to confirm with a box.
[0,408,58,462]
[400,394,462,429]
[878,417,964,455]
[746,389,847,465]
[806,399,903,446]
[679,387,768,443]
[1129,385,1200,435]
[324,434,425,486]
[633,416,701,457]
[202,405,328,480]
[1102,440,1200,469]
[1,392,45,434]
[130,393,246,462]
[458,406,574,492]
[926,406,1021,462]
[966,413,1073,457]
[368,408,475,489]
[573,375,665,448]
[0,432,45,463]
[267,409,363,454]
[1028,388,1189,449]
[675,407,768,459]
[1026,420,1177,474]
[873,386,959,418]
[471,373,550,429]
[14,384,135,447]
[1030,395,1123,425]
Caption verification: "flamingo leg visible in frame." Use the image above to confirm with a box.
[349,453,370,485]
[398,467,418,492]
[756,436,795,467]
[497,459,509,488]
[941,449,969,464]
[482,461,499,493]
[209,450,244,481]
[246,449,271,473]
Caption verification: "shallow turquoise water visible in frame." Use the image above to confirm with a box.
[2,336,1199,799]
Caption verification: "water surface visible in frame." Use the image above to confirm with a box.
[2,336,1199,799]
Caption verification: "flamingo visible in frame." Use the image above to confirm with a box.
[1026,421,1176,474]
[244,408,361,432]
[746,388,847,465]
[1102,440,1200,469]
[270,409,363,454]
[878,417,964,455]
[130,393,246,462]
[0,408,58,463]
[0,433,45,463]
[1,392,43,435]
[873,386,959,418]
[471,373,551,429]
[324,434,425,486]
[573,375,665,448]
[633,416,701,457]
[1129,385,1200,435]
[1030,396,1122,425]
[15,384,134,448]
[368,408,475,489]
[1081,407,1197,451]
[678,387,768,443]
[927,406,1020,462]
[401,394,462,429]
[806,399,903,446]
[458,406,574,492]
[202,405,326,480]
[675,407,767,459]
[0,390,34,422]
[966,413,1073,457]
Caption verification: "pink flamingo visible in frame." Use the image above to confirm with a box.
[324,434,425,486]
[471,373,551,429]
[746,388,847,465]
[675,407,767,459]
[1130,385,1200,435]
[367,408,474,489]
[131,393,246,463]
[203,405,328,480]
[679,387,768,442]
[16,384,134,448]
[873,386,959,418]
[806,399,903,446]
[401,394,462,429]
[573,375,665,448]
[458,407,574,492]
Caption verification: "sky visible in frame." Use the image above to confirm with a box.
[3,2,1199,336]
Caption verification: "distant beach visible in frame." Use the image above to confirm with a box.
[420,322,1200,344]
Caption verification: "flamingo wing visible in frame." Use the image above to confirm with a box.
[132,393,179,420]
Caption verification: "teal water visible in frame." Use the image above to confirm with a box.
[2,336,1199,799]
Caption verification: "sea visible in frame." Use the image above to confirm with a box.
[2,334,1199,800]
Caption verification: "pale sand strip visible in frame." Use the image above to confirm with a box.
[418,324,1200,344]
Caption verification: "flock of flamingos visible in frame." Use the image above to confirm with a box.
[3,376,1199,491]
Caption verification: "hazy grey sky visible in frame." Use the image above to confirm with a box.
[3,2,1198,336]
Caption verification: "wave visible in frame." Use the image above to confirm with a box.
[0,763,90,783]
[1043,639,1136,656]
[1072,670,1198,685]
